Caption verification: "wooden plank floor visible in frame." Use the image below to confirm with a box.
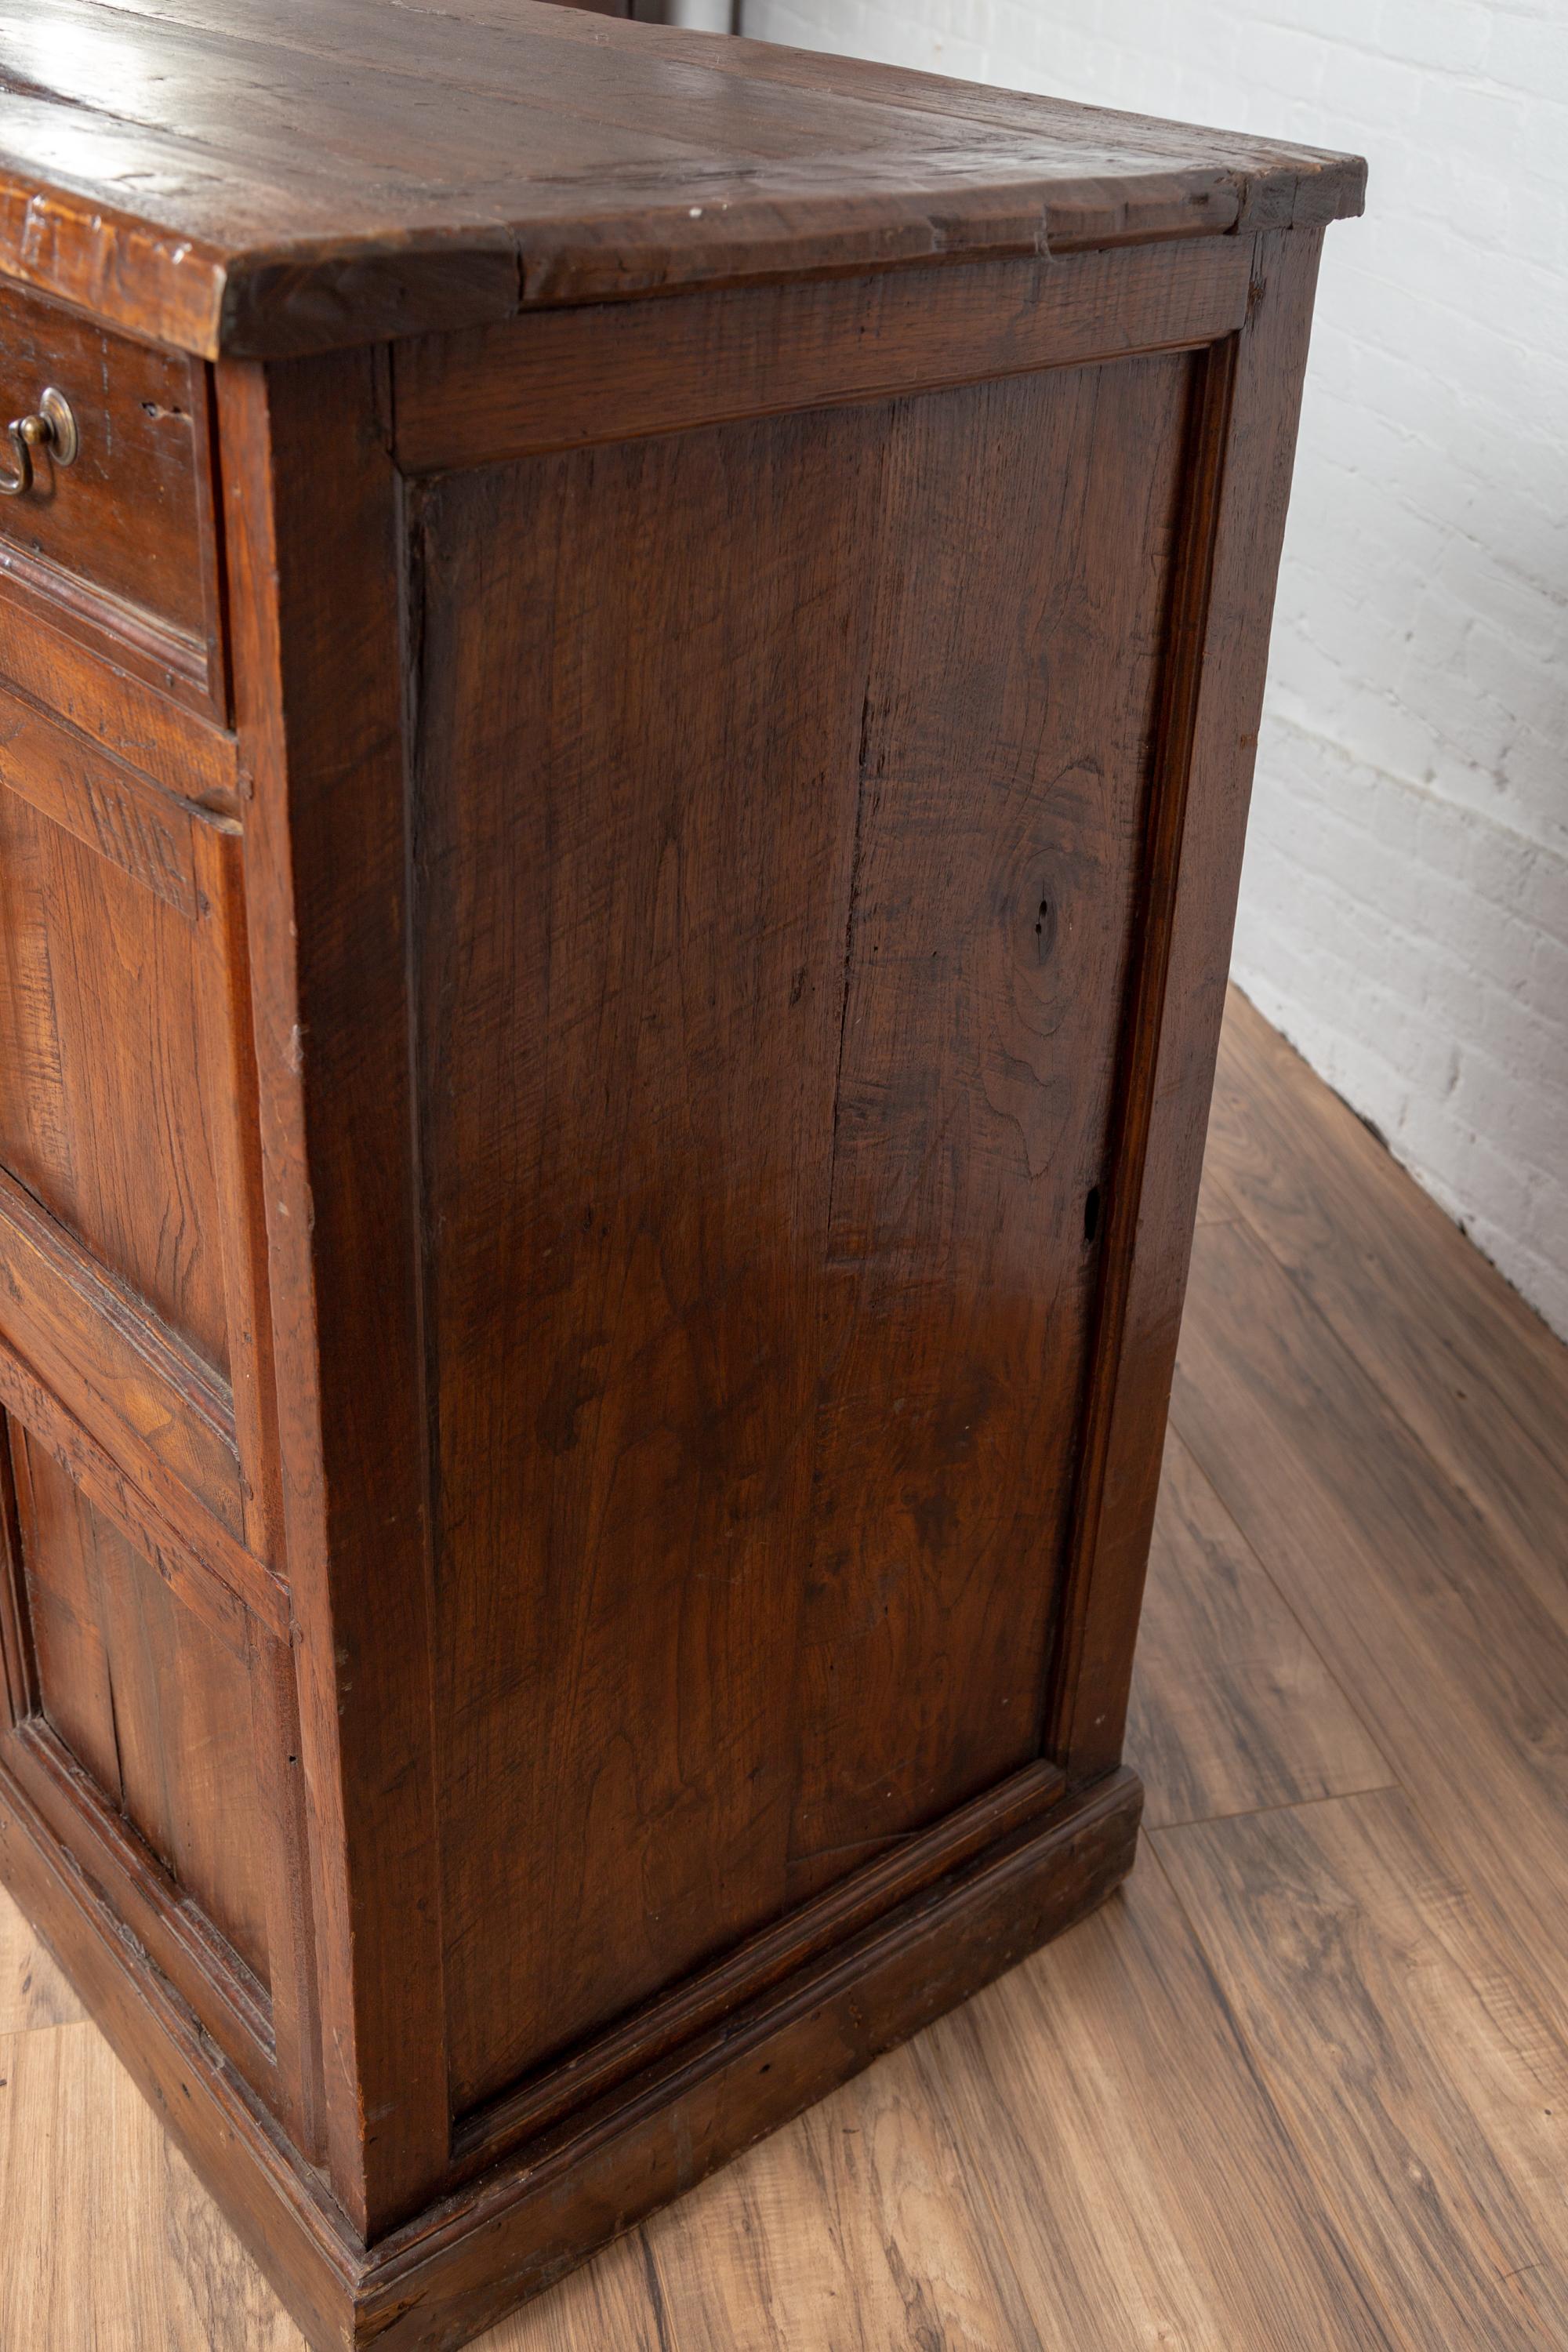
[5,985,1568,2349]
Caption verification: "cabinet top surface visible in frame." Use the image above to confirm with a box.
[0,0,1364,359]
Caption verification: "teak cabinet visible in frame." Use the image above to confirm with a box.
[0,5,1363,2343]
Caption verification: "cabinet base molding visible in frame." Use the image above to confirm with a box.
[0,1757,1141,2350]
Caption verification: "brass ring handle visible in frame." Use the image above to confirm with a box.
[0,387,79,498]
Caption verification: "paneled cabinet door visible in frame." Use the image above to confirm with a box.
[0,688,278,1568]
[0,697,316,2143]
[0,1413,316,2142]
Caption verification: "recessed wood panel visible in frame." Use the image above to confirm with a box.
[10,1431,271,1986]
[0,764,230,1378]
[789,357,1190,1898]
[414,350,1194,2112]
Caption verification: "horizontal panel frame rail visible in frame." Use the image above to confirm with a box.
[0,1327,285,1640]
[392,235,1254,472]
[451,1756,1067,2183]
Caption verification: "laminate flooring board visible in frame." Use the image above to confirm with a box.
[1171,1213,1568,2086]
[1207,991,1568,1621]
[1154,1788,1568,2349]
[907,1838,1401,2350]
[1128,1428,1393,1829]
[0,1879,84,2033]
[641,2046,1026,2352]
[0,2020,303,2351]
[480,2230,665,2352]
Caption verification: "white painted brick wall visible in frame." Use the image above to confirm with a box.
[740,0,1568,1339]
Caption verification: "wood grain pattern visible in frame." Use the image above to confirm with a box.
[1156,1789,1568,2347]
[0,765,234,1376]
[1049,225,1327,1785]
[13,1435,274,1986]
[0,1338,283,1644]
[356,1773,1141,2350]
[1207,990,1568,1640]
[415,395,885,2107]
[0,1769,361,2347]
[910,1834,1398,2348]
[1172,1214,1568,2069]
[0,2020,305,2351]
[641,2040,1025,2352]
[1127,1428,1392,1828]
[0,278,223,709]
[0,601,240,813]
[0,1169,244,1548]
[0,22,1356,2329]
[0,0,1363,355]
[3,1716,281,2107]
[0,688,202,915]
[0,1883,84,2033]
[453,1759,1065,2183]
[415,348,1186,2111]
[394,236,1253,472]
[6,999,1566,2352]
[220,347,451,2235]
[793,352,1185,1889]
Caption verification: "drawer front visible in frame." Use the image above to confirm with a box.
[0,280,223,713]
[0,685,278,1569]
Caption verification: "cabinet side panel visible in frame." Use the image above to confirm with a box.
[416,350,1194,2114]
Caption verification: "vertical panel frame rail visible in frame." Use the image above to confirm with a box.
[1047,227,1329,1784]
[218,348,451,2240]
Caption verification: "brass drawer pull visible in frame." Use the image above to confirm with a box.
[0,386,78,497]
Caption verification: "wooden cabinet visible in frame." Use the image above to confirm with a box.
[0,6,1363,2345]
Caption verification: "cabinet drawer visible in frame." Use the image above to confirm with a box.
[0,281,223,713]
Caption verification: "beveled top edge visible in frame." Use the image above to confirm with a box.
[0,0,1366,358]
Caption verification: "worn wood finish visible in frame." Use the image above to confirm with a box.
[219,347,452,2238]
[414,343,1185,2115]
[0,1173,245,1549]
[0,13,1357,2344]
[0,600,240,811]
[0,744,234,1374]
[1048,224,1327,1785]
[13,1435,273,1982]
[451,1758,1067,2184]
[394,236,1254,472]
[5,993,1568,2350]
[0,681,278,1561]
[0,279,226,711]
[0,0,1363,357]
